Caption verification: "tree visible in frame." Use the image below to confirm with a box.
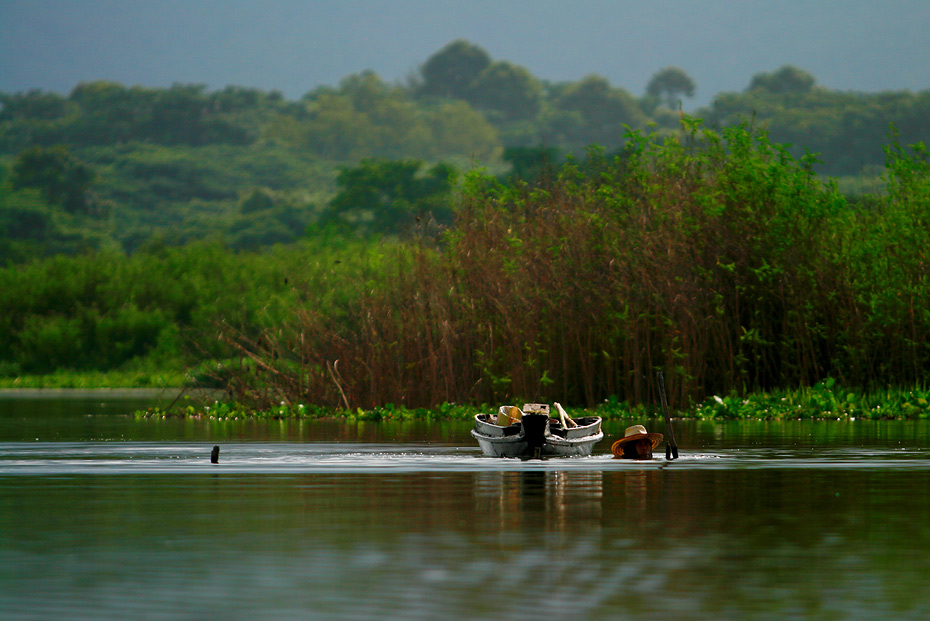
[749,66,816,94]
[555,75,647,146]
[209,85,266,113]
[336,71,421,153]
[301,92,376,159]
[68,80,150,144]
[0,204,50,241]
[11,145,94,214]
[646,66,696,109]
[467,61,543,122]
[557,75,644,126]
[298,72,500,161]
[336,71,400,117]
[502,145,562,182]
[419,100,501,161]
[148,84,211,145]
[324,158,457,234]
[418,39,492,100]
[0,90,71,121]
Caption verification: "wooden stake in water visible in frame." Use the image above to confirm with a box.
[657,371,679,460]
[211,445,220,464]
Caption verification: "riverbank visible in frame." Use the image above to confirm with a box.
[0,387,224,402]
[0,369,192,390]
[5,372,927,421]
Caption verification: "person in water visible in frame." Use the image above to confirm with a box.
[611,425,664,460]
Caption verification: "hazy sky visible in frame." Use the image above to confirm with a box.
[3,0,929,109]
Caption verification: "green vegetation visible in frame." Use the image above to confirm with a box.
[214,120,929,414]
[2,40,929,420]
[322,158,458,235]
[0,368,188,389]
[136,382,930,422]
[688,379,930,420]
[135,400,485,423]
[706,65,930,176]
[4,40,930,265]
[0,235,404,378]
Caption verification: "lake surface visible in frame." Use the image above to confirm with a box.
[2,391,930,620]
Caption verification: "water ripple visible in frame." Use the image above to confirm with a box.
[1,441,928,475]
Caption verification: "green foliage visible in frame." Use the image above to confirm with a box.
[501,145,563,182]
[11,145,95,213]
[0,234,404,378]
[468,61,544,123]
[4,41,930,400]
[646,66,697,109]
[0,81,270,152]
[63,81,255,147]
[687,380,930,420]
[135,399,488,421]
[0,163,103,263]
[417,39,492,100]
[237,187,276,214]
[0,140,332,261]
[0,368,189,389]
[0,89,72,121]
[749,65,816,94]
[216,118,930,413]
[702,71,930,175]
[0,203,50,240]
[135,384,930,421]
[551,75,649,148]
[295,71,501,161]
[5,41,929,262]
[323,158,457,235]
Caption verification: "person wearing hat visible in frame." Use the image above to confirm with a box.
[611,425,664,460]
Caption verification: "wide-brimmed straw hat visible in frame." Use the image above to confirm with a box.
[610,425,663,456]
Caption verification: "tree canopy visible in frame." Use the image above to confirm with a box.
[2,38,930,266]
[323,158,457,235]
[646,66,696,108]
[417,39,492,100]
[468,61,543,122]
[11,145,94,214]
[748,65,816,94]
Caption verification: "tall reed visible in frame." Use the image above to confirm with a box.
[221,119,930,411]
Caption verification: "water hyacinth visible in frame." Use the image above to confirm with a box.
[685,381,930,420]
[134,382,930,421]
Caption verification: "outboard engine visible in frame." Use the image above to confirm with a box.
[520,403,551,458]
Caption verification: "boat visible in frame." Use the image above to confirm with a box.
[470,402,603,458]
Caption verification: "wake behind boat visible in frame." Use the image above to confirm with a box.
[471,403,603,459]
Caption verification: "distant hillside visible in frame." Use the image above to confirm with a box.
[1,40,928,264]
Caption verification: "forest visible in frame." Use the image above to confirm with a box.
[1,39,928,409]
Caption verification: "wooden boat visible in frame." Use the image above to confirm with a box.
[471,403,603,459]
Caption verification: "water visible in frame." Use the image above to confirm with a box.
[2,391,930,619]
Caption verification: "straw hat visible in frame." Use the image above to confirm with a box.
[610,425,663,456]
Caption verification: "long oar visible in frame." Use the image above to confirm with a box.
[657,371,679,460]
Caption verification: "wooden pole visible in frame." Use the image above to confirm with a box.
[657,371,679,459]
[554,402,578,428]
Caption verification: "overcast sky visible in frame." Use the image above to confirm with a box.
[3,0,929,109]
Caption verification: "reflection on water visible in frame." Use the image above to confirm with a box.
[2,440,927,475]
[3,393,930,619]
[475,470,603,534]
[3,443,930,619]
